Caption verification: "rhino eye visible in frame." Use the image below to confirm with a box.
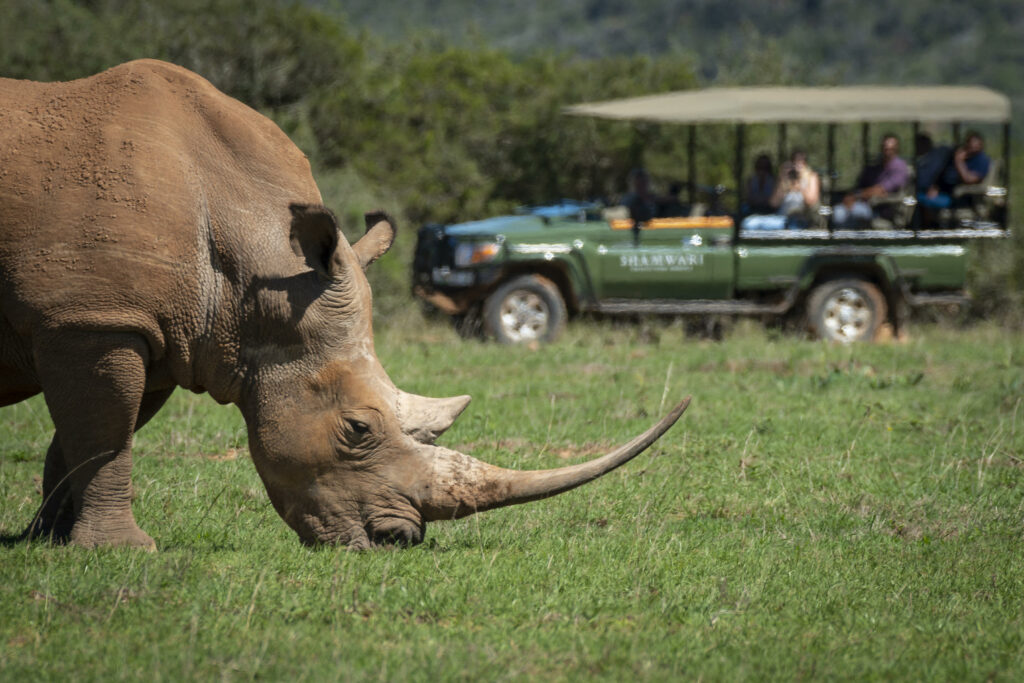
[347,419,371,436]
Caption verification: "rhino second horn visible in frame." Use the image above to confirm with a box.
[397,391,472,444]
[416,397,691,521]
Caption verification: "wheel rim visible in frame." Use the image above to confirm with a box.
[821,287,874,342]
[498,290,549,342]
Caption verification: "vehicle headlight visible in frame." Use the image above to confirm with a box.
[453,242,501,267]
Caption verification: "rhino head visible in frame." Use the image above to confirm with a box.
[237,205,689,548]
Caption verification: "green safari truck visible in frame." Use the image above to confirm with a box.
[412,86,1012,343]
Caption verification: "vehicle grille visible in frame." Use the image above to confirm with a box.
[413,224,453,287]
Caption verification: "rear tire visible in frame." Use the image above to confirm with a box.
[806,278,887,343]
[483,275,567,344]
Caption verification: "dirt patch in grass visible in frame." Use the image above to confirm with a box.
[697,358,802,376]
[552,443,614,460]
[170,448,245,461]
[453,438,529,453]
[578,362,612,375]
[845,497,963,542]
[452,440,613,461]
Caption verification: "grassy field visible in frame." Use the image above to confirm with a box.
[1,316,1023,680]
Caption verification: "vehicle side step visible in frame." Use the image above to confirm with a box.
[904,292,970,307]
[593,298,790,315]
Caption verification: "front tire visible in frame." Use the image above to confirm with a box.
[806,278,887,343]
[483,275,567,344]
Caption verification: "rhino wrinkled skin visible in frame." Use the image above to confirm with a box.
[0,60,688,550]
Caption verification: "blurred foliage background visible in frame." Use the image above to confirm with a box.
[1,0,1021,322]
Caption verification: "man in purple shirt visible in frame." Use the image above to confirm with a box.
[834,134,910,228]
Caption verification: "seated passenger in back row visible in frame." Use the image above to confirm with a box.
[945,131,991,192]
[741,149,819,230]
[913,133,950,194]
[657,180,688,218]
[622,166,657,216]
[833,134,909,229]
[917,131,990,215]
[744,154,776,216]
[912,133,951,226]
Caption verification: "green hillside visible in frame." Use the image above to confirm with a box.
[2,0,1022,319]
[330,0,1024,101]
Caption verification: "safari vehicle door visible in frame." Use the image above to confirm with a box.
[592,216,736,300]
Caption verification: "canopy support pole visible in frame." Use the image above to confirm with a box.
[688,125,696,208]
[630,125,646,170]
[911,121,922,234]
[861,122,870,166]
[735,124,745,217]
[827,123,836,234]
[1004,122,1011,230]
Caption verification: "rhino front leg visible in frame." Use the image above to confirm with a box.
[24,387,174,544]
[33,331,156,550]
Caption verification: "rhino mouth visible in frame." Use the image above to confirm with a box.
[367,519,424,548]
[290,512,423,549]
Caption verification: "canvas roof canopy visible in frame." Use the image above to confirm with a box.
[564,86,1011,125]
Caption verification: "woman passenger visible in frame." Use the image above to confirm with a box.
[741,149,820,230]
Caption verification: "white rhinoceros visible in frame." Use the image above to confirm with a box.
[0,60,689,549]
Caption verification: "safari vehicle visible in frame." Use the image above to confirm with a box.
[412,86,1012,343]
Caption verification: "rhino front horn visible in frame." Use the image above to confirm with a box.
[416,397,691,521]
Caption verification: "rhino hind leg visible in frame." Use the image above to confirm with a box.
[33,331,157,550]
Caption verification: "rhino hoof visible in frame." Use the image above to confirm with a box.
[70,521,157,551]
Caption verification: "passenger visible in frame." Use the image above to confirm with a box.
[913,133,953,226]
[917,131,990,218]
[944,131,991,188]
[914,133,952,193]
[657,180,688,218]
[946,131,991,215]
[622,168,658,243]
[833,133,909,229]
[741,149,820,230]
[623,168,658,224]
[744,154,776,216]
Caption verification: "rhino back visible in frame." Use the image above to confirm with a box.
[0,60,320,380]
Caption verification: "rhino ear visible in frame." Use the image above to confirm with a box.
[353,211,396,270]
[289,204,346,280]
